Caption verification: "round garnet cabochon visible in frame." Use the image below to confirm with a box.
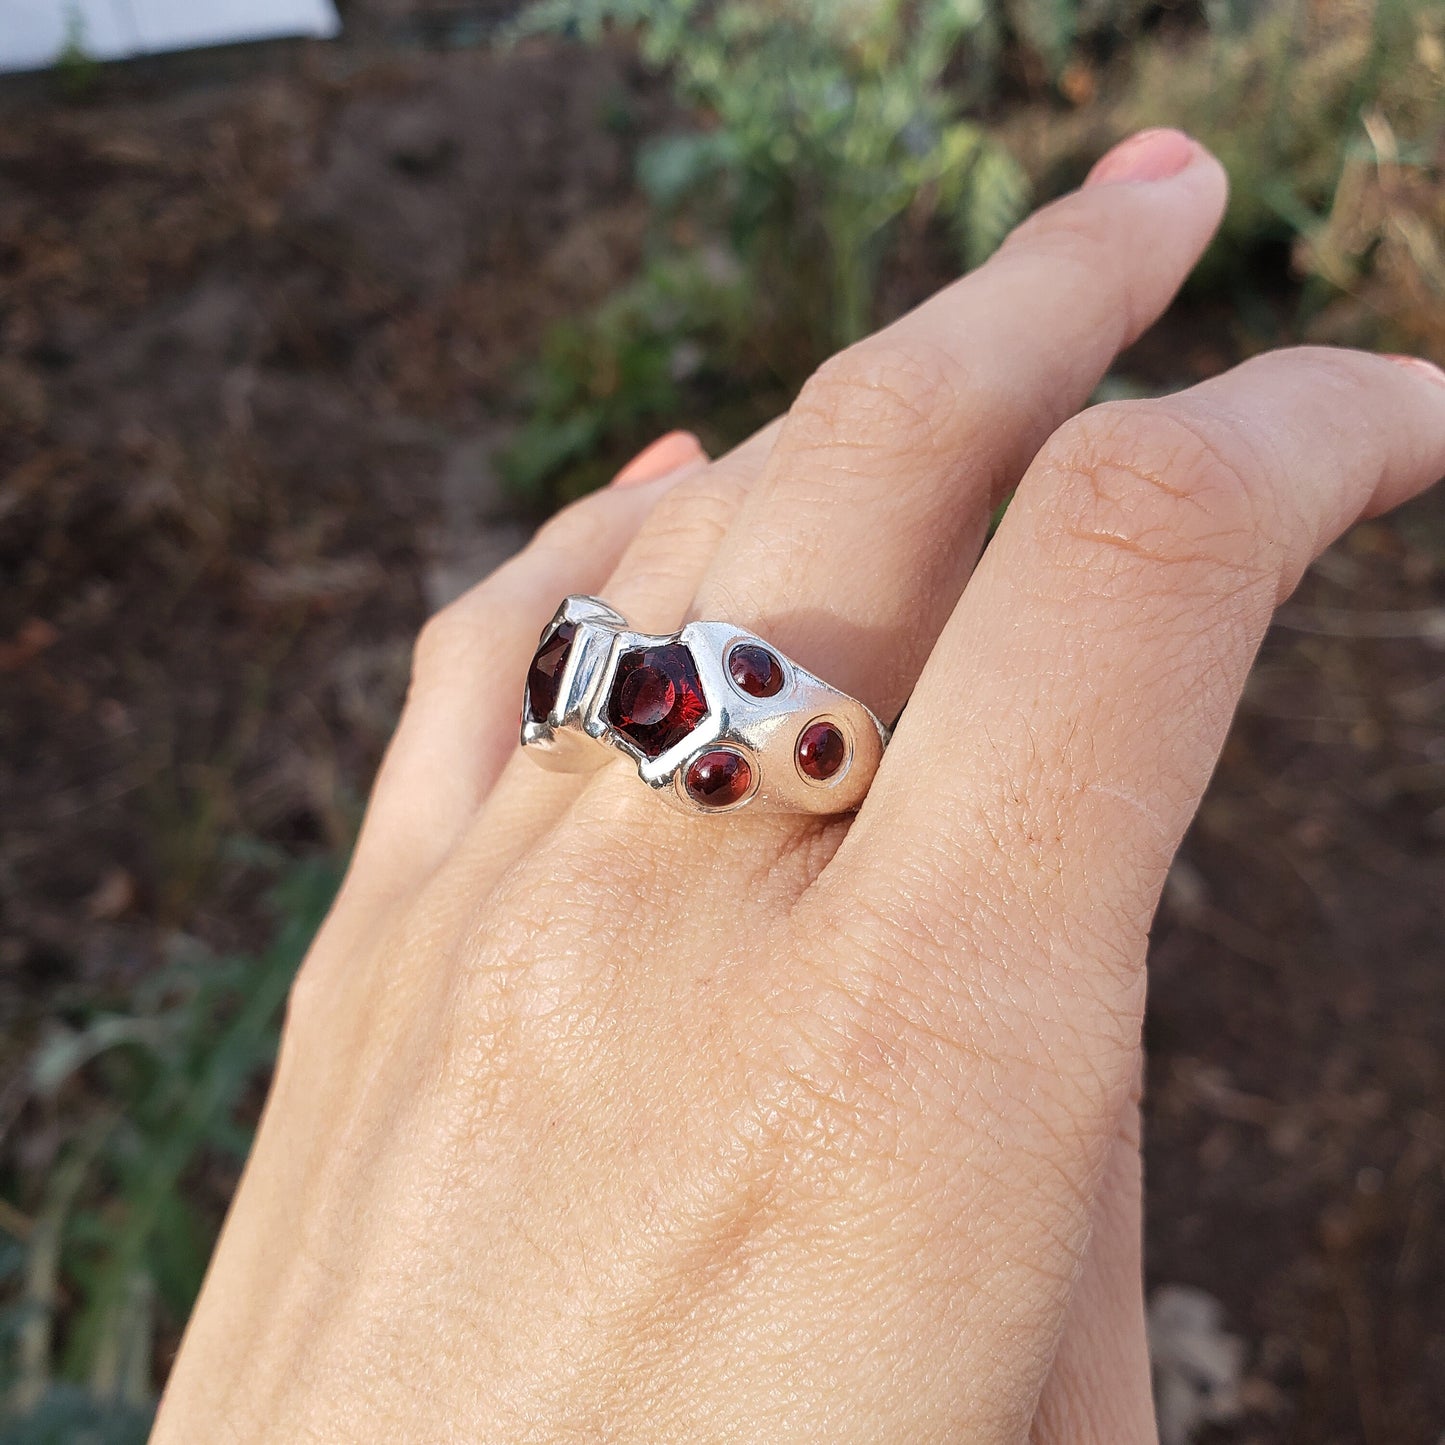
[684,749,753,808]
[727,642,784,698]
[796,720,848,782]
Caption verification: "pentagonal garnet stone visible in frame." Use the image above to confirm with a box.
[607,644,707,758]
[525,621,576,722]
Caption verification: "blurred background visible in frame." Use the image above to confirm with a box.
[0,0,1441,1440]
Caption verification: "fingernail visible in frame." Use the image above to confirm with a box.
[1383,354,1445,388]
[610,430,707,487]
[1085,128,1201,188]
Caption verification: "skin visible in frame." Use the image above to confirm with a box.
[151,129,1445,1443]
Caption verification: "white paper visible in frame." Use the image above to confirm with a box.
[0,0,340,73]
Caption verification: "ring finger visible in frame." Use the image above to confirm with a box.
[477,130,1229,885]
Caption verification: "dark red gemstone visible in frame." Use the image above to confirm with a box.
[525,620,576,721]
[727,643,784,698]
[797,721,847,781]
[607,644,707,758]
[615,664,676,728]
[685,749,752,808]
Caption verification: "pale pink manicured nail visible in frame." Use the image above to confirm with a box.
[1085,128,1201,187]
[1383,354,1445,388]
[610,430,707,487]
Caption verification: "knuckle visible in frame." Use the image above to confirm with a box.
[992,195,1136,336]
[614,466,738,603]
[741,1000,903,1215]
[640,466,738,556]
[999,190,1118,268]
[757,900,1129,1226]
[527,488,608,560]
[410,597,483,690]
[411,488,623,690]
[279,953,333,1067]
[1269,341,1376,395]
[787,337,965,463]
[284,958,322,1030]
[764,897,968,1149]
[1037,401,1283,579]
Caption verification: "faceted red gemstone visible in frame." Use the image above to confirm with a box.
[525,620,576,721]
[685,749,752,808]
[607,644,707,758]
[797,720,847,781]
[615,664,676,729]
[727,643,784,698]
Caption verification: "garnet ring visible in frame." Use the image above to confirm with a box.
[520,596,889,815]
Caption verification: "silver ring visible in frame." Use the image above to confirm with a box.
[520,596,889,815]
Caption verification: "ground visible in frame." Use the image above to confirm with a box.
[0,19,1441,1442]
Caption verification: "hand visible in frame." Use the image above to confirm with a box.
[152,128,1445,1443]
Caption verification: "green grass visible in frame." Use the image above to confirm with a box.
[0,855,339,1433]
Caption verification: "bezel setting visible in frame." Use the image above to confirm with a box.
[795,717,851,785]
[520,596,888,815]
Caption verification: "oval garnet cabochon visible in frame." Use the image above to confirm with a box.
[684,749,753,808]
[796,720,848,781]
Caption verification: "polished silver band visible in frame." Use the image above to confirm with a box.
[520,596,889,816]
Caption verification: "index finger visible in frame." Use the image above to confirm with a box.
[859,346,1445,963]
[808,346,1445,1429]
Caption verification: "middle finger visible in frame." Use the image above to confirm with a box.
[691,128,1228,721]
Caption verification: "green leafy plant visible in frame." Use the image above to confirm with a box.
[501,250,753,499]
[1105,0,1444,308]
[0,855,339,1436]
[503,0,1032,500]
